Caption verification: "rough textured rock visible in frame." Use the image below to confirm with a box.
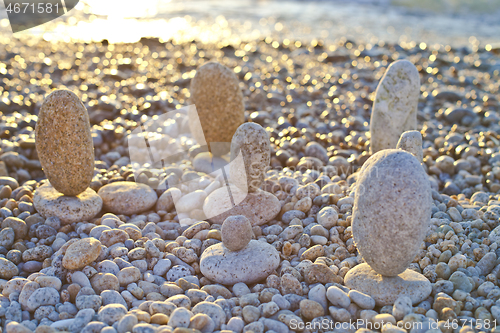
[200,240,280,285]
[397,130,423,162]
[344,263,432,306]
[203,187,280,226]
[26,287,60,311]
[221,215,253,251]
[98,181,157,215]
[97,304,128,325]
[189,62,245,156]
[33,183,102,224]
[369,60,420,154]
[62,238,102,270]
[230,122,270,192]
[352,149,431,276]
[36,89,94,196]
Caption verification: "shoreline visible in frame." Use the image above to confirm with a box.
[0,7,500,333]
[1,0,500,47]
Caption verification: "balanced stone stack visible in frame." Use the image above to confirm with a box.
[203,122,281,225]
[33,90,102,224]
[369,60,420,154]
[189,61,245,161]
[200,215,280,284]
[345,149,433,305]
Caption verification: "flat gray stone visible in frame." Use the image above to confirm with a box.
[33,183,102,224]
[203,187,280,226]
[98,181,157,215]
[344,263,432,306]
[200,240,279,285]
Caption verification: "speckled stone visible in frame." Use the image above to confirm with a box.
[63,238,102,270]
[370,60,420,154]
[230,122,270,192]
[200,240,279,285]
[203,187,280,226]
[352,149,431,276]
[221,215,253,251]
[98,181,157,215]
[189,62,245,156]
[36,90,94,196]
[344,263,432,306]
[33,183,103,224]
[1,217,27,239]
[0,257,19,279]
[396,130,423,162]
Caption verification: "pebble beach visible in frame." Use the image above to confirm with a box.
[1,1,500,333]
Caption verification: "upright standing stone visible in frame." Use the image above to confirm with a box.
[230,123,270,192]
[346,149,432,305]
[36,90,94,196]
[370,60,420,154]
[352,149,431,276]
[189,62,245,156]
[203,122,280,226]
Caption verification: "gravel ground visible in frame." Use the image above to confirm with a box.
[0,33,500,333]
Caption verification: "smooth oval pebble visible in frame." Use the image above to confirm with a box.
[221,215,253,251]
[230,122,270,192]
[189,62,245,156]
[36,89,94,196]
[0,257,19,279]
[352,149,431,276]
[63,238,102,270]
[98,181,158,215]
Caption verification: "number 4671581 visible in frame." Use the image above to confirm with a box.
[6,2,60,14]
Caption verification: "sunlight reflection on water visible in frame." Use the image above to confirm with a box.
[0,0,499,47]
[82,0,163,18]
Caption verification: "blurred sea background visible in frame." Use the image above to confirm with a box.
[0,0,500,47]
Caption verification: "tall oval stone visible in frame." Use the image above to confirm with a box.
[230,123,270,192]
[352,149,431,276]
[36,90,94,196]
[369,60,420,154]
[189,62,245,156]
